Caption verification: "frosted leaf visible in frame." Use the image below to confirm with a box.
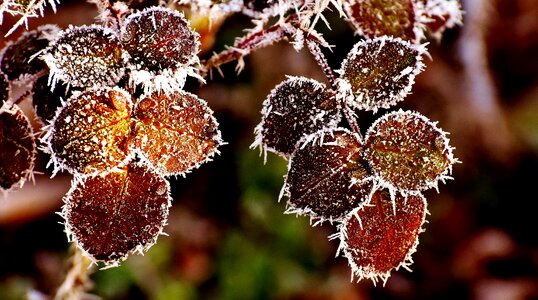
[62,161,171,265]
[43,88,133,175]
[0,105,36,191]
[338,190,427,283]
[0,25,59,81]
[31,75,69,123]
[0,71,9,108]
[252,76,340,157]
[283,128,373,223]
[418,0,463,40]
[131,90,222,176]
[120,7,200,72]
[337,36,426,112]
[364,110,455,192]
[343,0,421,42]
[41,25,128,89]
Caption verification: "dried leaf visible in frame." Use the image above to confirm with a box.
[0,25,59,81]
[338,36,425,112]
[338,190,427,283]
[0,105,36,191]
[418,0,463,40]
[343,0,419,42]
[44,88,133,175]
[42,25,128,89]
[131,90,222,176]
[252,76,340,157]
[283,129,373,223]
[364,110,455,192]
[63,161,171,265]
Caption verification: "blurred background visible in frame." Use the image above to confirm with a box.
[1,0,538,299]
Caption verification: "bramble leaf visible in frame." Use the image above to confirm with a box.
[343,0,419,42]
[0,105,36,191]
[62,161,171,265]
[364,110,455,192]
[42,25,128,89]
[31,75,69,123]
[43,88,133,175]
[337,36,425,112]
[338,190,427,283]
[0,25,59,81]
[121,7,199,71]
[283,129,373,223]
[131,90,222,176]
[252,76,340,157]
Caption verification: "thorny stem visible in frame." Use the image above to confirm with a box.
[305,39,336,89]
[54,245,95,300]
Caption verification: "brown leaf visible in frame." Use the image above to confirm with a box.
[63,161,171,265]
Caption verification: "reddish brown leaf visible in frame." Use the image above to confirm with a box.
[120,7,199,72]
[338,36,425,112]
[0,105,36,191]
[0,25,59,81]
[131,90,222,176]
[284,129,373,223]
[338,190,427,283]
[45,88,133,175]
[253,76,340,157]
[343,0,419,42]
[364,110,455,192]
[63,162,171,265]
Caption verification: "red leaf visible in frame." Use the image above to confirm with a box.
[0,105,36,191]
[338,190,427,283]
[284,129,373,223]
[63,162,171,265]
[131,90,222,176]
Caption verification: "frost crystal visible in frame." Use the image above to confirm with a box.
[62,161,171,266]
[41,25,128,89]
[43,87,134,176]
[337,36,426,112]
[283,128,373,223]
[131,90,223,176]
[364,110,455,192]
[252,76,340,157]
[338,190,427,284]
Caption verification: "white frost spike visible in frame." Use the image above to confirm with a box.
[1,0,60,37]
[337,36,427,112]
